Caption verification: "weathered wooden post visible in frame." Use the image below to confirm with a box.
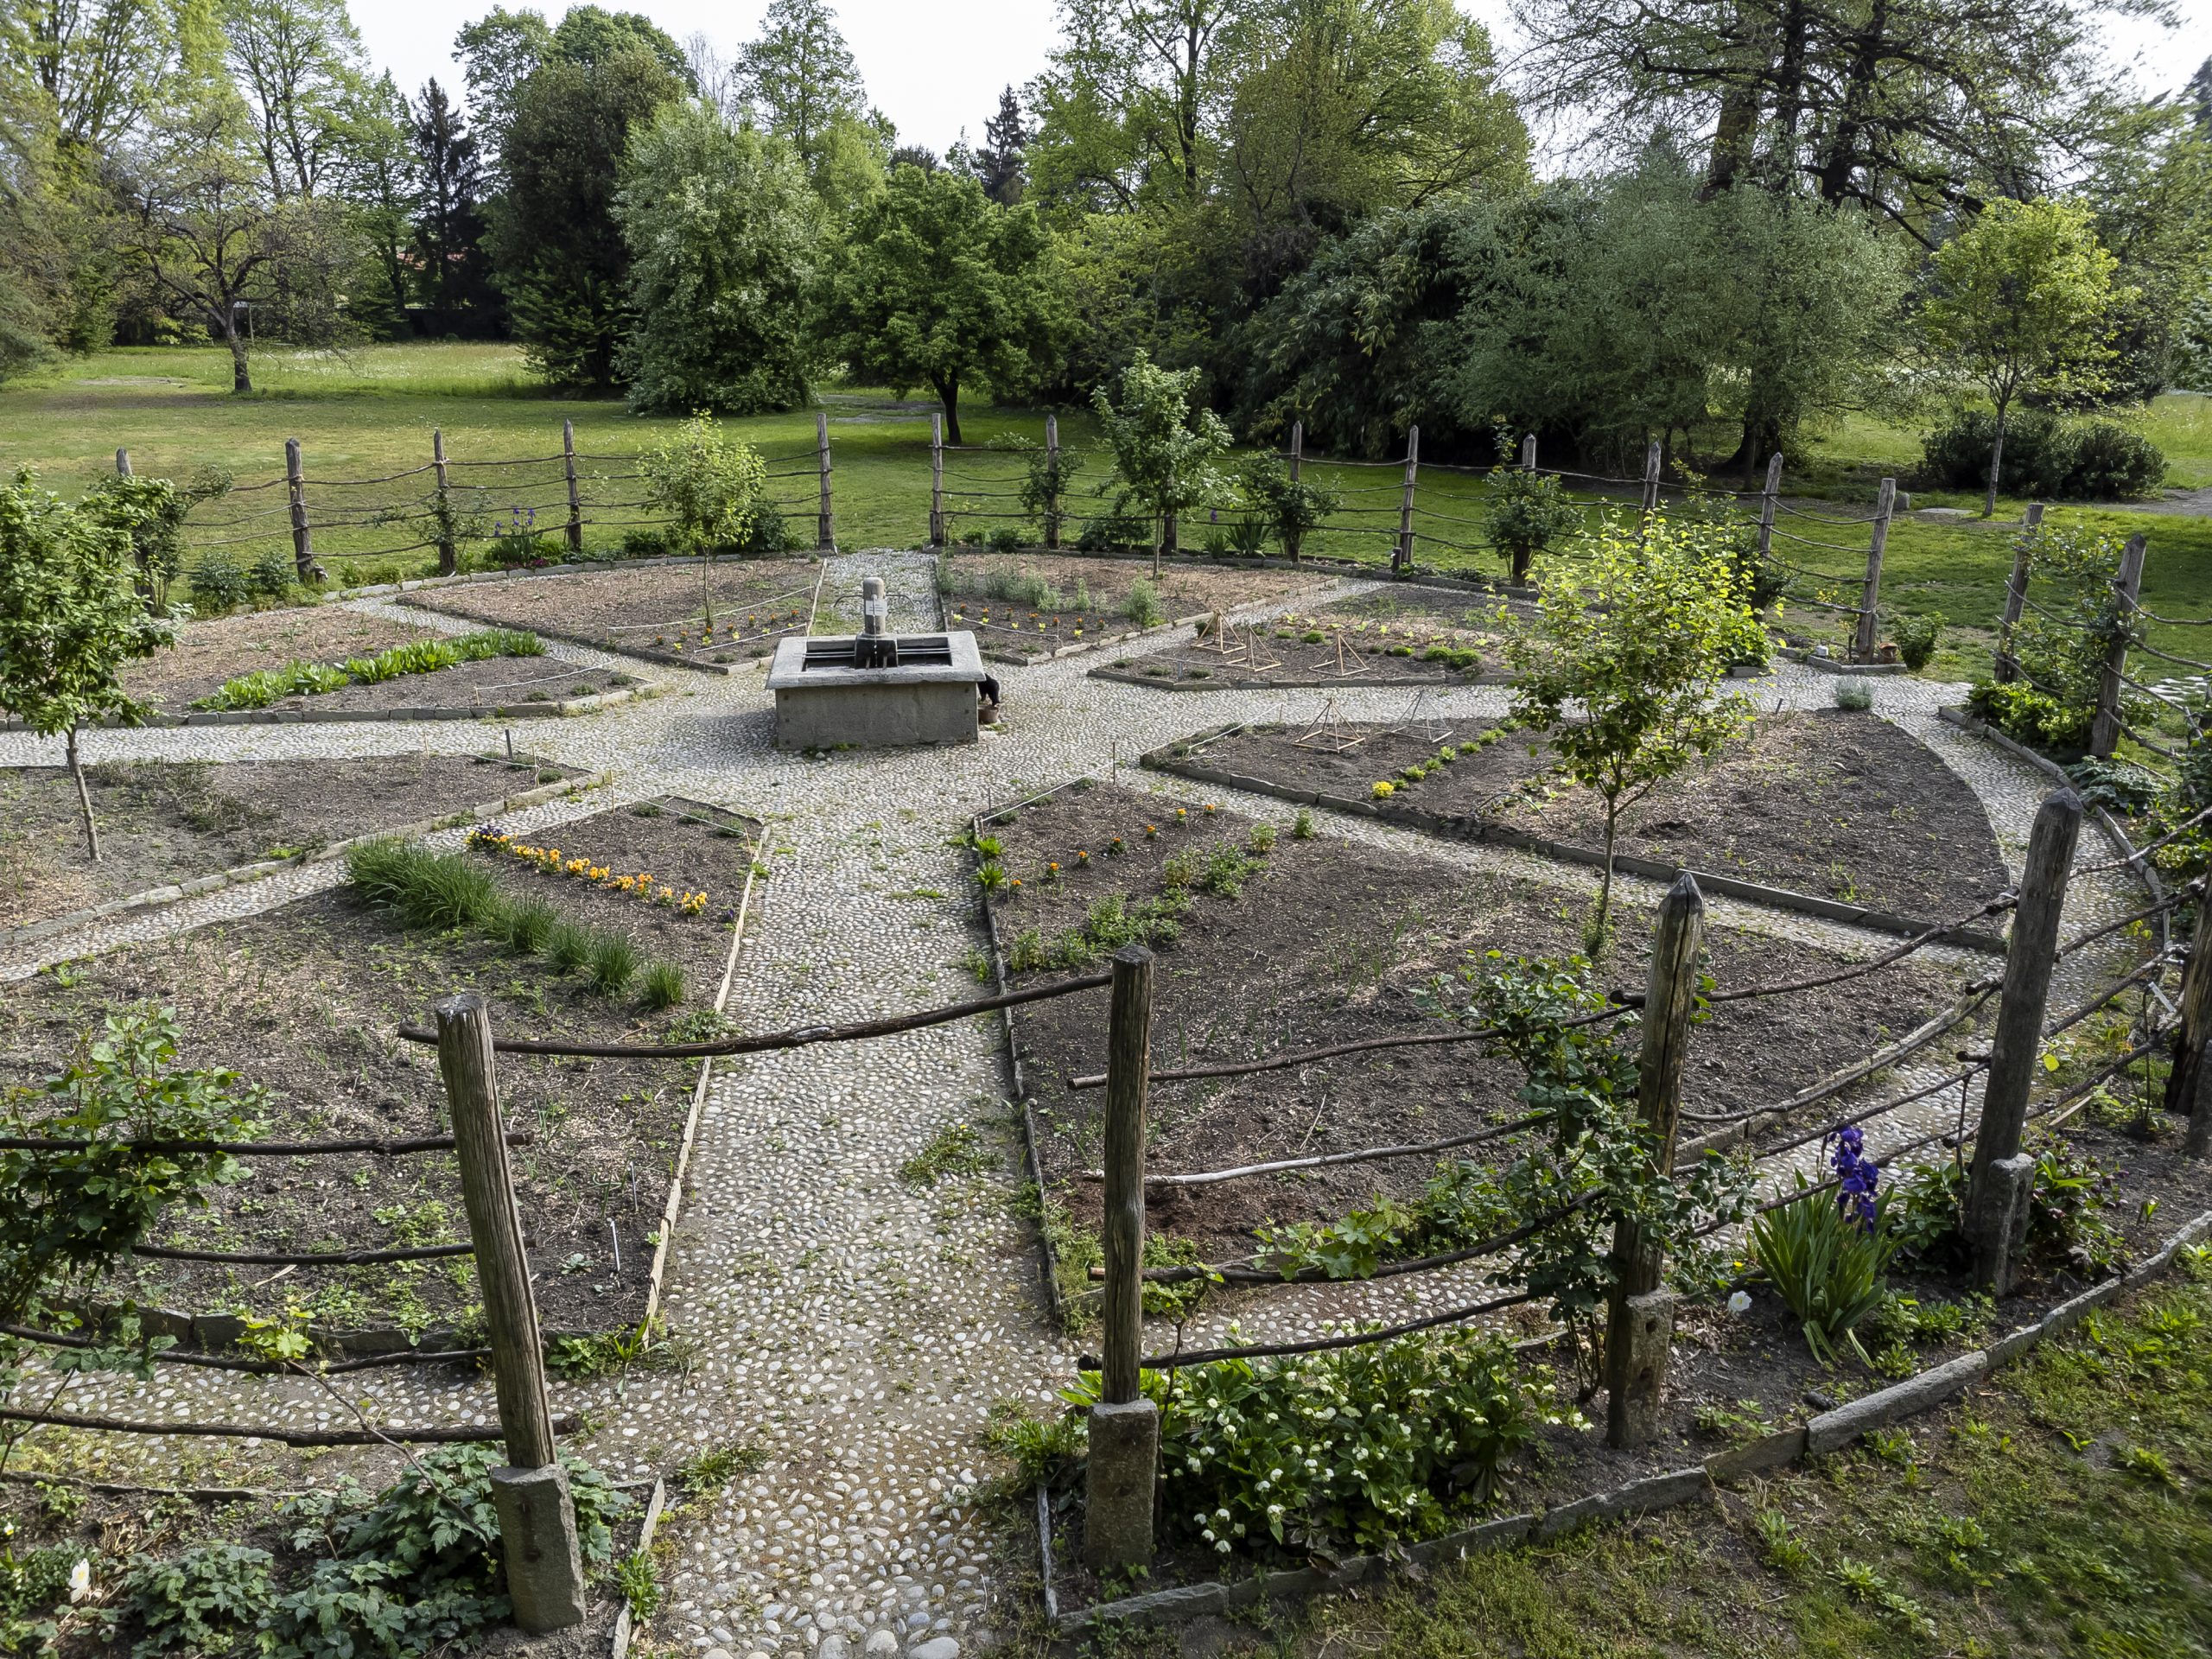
[1967,790,2082,1292]
[929,414,945,548]
[1851,477,1897,663]
[1639,439,1662,515]
[1394,423,1420,574]
[561,420,583,558]
[1604,873,1704,1448]
[1087,946,1157,1568]
[115,448,131,477]
[2168,896,2212,1157]
[1043,414,1061,550]
[2089,532,2149,760]
[435,993,584,1632]
[1520,432,1536,472]
[1287,421,1305,562]
[285,437,315,582]
[1993,504,2044,683]
[432,429,457,576]
[1754,452,1782,569]
[815,411,834,551]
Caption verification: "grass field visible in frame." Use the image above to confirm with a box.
[3,345,2206,668]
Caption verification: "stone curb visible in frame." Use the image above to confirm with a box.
[1781,648,1909,677]
[1088,664,1510,692]
[394,592,790,680]
[2,760,610,950]
[1046,1201,2212,1630]
[8,681,664,731]
[1141,733,2011,954]
[609,1476,670,1659]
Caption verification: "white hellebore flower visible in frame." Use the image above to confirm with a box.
[68,1560,91,1603]
[1727,1291,1752,1315]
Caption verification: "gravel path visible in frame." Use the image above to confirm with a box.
[0,556,2156,1659]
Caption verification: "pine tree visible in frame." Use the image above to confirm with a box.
[976,85,1028,204]
[410,78,493,323]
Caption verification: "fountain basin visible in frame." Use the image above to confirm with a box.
[765,630,988,749]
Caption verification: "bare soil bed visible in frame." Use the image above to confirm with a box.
[1096,588,1516,688]
[115,605,636,716]
[938,551,1327,662]
[1162,709,2008,925]
[0,752,589,931]
[981,782,1966,1261]
[0,795,759,1341]
[404,559,818,671]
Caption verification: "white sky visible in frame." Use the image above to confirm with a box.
[353,0,2212,159]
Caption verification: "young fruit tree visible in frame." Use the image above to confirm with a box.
[639,414,767,633]
[1481,445,1583,583]
[0,471,175,861]
[1920,198,2123,518]
[1498,512,1764,950]
[1093,351,1233,577]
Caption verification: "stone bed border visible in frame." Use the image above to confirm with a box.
[1088,662,1512,693]
[1035,1202,2212,1630]
[1141,722,2012,953]
[2,755,609,950]
[610,1476,672,1659]
[16,679,663,731]
[395,556,825,680]
[52,792,758,1365]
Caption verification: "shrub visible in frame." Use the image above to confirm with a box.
[986,525,1024,555]
[1890,610,1943,671]
[1077,512,1149,552]
[1123,578,1166,628]
[1921,406,2165,500]
[249,549,296,597]
[640,414,767,554]
[1482,458,1583,583]
[640,958,684,1009]
[1834,677,1873,711]
[188,555,254,612]
[733,501,796,555]
[623,528,670,558]
[586,931,638,994]
[1070,1330,1560,1555]
[2067,420,2167,499]
[1237,454,1340,556]
[1967,678,2095,752]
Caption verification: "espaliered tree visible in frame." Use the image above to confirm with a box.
[820,163,1067,444]
[1497,512,1764,951]
[0,471,175,861]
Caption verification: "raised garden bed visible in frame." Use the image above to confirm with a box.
[106,606,644,722]
[0,795,760,1354]
[1042,1187,2212,1627]
[0,751,599,940]
[1090,593,1515,690]
[1150,709,2010,937]
[973,781,1967,1270]
[937,551,1328,664]
[404,557,819,673]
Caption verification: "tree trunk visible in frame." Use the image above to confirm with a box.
[225,319,252,395]
[1151,522,1161,580]
[1589,810,1618,957]
[935,375,962,446]
[67,726,100,863]
[1984,404,2007,519]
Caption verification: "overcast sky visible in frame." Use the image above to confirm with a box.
[353,0,2212,160]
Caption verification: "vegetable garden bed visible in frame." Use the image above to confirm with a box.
[973,781,1966,1269]
[938,551,1328,664]
[403,557,820,673]
[0,751,597,938]
[0,795,760,1351]
[1088,587,1522,688]
[1150,709,2010,933]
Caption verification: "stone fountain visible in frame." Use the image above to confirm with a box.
[766,577,992,749]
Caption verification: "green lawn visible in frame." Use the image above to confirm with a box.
[1115,1249,2212,1659]
[2,346,2203,665]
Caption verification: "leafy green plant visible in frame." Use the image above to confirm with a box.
[1237,454,1342,559]
[1889,610,1944,671]
[1834,677,1874,711]
[1092,351,1234,576]
[1122,578,1166,628]
[586,932,639,995]
[187,554,255,611]
[640,958,685,1010]
[613,1550,663,1622]
[83,467,232,612]
[1070,1329,1565,1556]
[193,630,543,711]
[984,1401,1086,1488]
[1291,809,1316,840]
[1751,1177,1897,1365]
[1481,442,1583,583]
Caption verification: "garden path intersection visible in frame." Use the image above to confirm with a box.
[0,553,2152,1658]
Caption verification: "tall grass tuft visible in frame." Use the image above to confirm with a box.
[587,932,639,994]
[346,840,507,931]
[640,959,685,1010]
[501,897,557,953]
[544,918,592,973]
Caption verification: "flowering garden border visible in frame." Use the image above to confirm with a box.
[1036,1202,2212,1630]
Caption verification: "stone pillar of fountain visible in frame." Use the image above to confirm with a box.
[855,576,899,669]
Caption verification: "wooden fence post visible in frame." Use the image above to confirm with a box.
[432,429,456,576]
[285,437,315,582]
[1287,421,1304,562]
[435,993,584,1632]
[115,448,131,477]
[1993,503,2044,683]
[1755,451,1782,569]
[1520,432,1536,472]
[816,411,834,551]
[1163,507,1178,557]
[1640,439,1662,515]
[1087,946,1158,1568]
[1967,790,2082,1293]
[929,414,944,548]
[1851,477,1897,662]
[2167,897,2212,1155]
[1604,874,1704,1448]
[1394,423,1420,574]
[2089,532,2149,760]
[1044,414,1061,550]
[562,420,583,558]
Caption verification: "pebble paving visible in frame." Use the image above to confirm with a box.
[0,552,2159,1656]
